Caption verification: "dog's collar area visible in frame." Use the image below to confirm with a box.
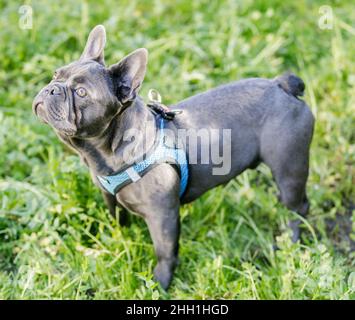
[97,117,189,198]
[147,102,182,121]
[146,89,183,120]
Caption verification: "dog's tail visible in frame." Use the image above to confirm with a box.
[275,72,305,97]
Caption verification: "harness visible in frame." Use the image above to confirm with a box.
[97,90,189,198]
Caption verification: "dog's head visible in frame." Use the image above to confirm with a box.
[32,25,148,138]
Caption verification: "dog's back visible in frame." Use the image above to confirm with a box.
[172,73,307,127]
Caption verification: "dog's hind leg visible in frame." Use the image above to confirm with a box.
[260,104,314,242]
[273,165,310,242]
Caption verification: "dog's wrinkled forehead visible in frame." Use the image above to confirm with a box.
[53,59,111,98]
[55,60,106,83]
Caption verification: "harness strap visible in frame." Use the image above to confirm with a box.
[97,118,189,198]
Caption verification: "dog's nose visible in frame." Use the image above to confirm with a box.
[45,84,62,96]
[33,83,65,116]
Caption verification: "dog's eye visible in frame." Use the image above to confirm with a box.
[75,87,87,97]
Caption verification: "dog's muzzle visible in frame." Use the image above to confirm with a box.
[33,83,77,136]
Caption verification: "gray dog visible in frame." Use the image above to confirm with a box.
[33,25,314,289]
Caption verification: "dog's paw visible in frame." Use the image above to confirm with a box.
[153,262,174,290]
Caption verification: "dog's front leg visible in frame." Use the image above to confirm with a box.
[117,164,181,289]
[145,206,180,290]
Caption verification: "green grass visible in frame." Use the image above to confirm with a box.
[0,0,354,299]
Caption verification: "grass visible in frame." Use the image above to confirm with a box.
[0,0,354,299]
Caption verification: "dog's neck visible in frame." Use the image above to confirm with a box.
[59,97,157,175]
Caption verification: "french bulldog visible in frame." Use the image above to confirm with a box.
[33,25,314,289]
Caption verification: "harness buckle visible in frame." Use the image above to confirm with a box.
[126,167,141,182]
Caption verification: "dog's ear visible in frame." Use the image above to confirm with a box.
[108,48,148,104]
[80,25,106,65]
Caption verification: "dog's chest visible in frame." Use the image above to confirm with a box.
[62,135,116,176]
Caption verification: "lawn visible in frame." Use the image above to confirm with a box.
[0,0,354,299]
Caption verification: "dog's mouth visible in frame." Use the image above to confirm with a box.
[33,101,44,120]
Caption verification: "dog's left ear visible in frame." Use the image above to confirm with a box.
[109,48,148,104]
[80,25,106,65]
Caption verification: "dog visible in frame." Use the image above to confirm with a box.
[33,25,314,289]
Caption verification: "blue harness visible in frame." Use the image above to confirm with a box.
[97,117,189,198]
